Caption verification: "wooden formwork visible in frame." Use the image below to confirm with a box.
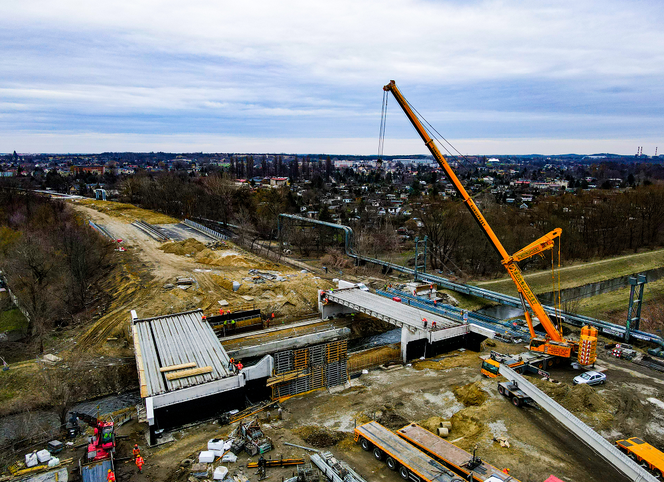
[347,343,401,374]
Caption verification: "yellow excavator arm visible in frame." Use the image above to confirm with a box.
[383,80,565,344]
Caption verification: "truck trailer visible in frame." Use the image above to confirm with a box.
[396,423,518,482]
[354,421,503,482]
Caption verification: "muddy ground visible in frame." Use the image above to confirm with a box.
[99,343,664,482]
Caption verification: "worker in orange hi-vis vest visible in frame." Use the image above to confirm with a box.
[107,469,116,481]
[132,444,140,458]
[136,454,145,473]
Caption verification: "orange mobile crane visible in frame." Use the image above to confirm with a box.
[383,80,597,365]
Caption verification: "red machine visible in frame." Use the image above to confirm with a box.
[71,412,116,461]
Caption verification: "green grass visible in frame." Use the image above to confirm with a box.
[572,276,664,320]
[0,307,28,333]
[474,248,664,295]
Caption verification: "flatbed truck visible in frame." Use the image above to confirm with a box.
[497,380,534,408]
[616,437,664,478]
[396,423,518,482]
[354,421,468,482]
[480,351,557,379]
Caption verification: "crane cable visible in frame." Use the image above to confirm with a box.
[378,90,389,163]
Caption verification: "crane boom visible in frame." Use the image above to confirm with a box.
[383,80,565,344]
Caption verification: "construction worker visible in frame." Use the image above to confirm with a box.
[431,320,437,329]
[132,444,141,459]
[107,469,116,481]
[136,454,144,473]
[502,468,510,474]
[423,318,428,328]
[228,358,235,371]
[236,361,244,371]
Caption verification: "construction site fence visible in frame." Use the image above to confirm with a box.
[347,344,401,373]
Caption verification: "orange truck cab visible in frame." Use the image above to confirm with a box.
[616,437,664,478]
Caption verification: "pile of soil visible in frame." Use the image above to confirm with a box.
[417,416,448,434]
[449,410,486,451]
[453,381,488,407]
[294,426,346,448]
[160,238,207,256]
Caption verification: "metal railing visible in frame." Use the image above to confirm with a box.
[183,219,228,240]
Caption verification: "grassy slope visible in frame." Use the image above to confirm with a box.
[474,248,664,295]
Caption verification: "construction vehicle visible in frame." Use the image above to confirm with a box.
[616,437,664,478]
[480,351,556,378]
[71,412,116,462]
[354,421,466,482]
[396,423,518,481]
[382,80,598,366]
[497,380,533,408]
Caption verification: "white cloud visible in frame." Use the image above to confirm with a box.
[0,0,663,152]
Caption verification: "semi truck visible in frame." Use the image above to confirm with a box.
[480,351,557,379]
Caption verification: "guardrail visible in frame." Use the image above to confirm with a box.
[183,219,228,240]
[499,364,658,482]
[88,220,114,240]
[131,220,169,242]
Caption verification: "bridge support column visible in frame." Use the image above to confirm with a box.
[400,326,427,363]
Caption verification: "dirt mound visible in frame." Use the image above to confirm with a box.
[417,416,448,434]
[453,381,488,407]
[160,238,207,256]
[534,379,609,414]
[449,411,486,451]
[294,426,346,448]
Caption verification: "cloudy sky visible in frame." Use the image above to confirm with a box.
[1,0,663,155]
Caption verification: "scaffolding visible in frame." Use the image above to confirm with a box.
[271,340,348,399]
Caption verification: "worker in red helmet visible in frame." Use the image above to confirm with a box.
[107,469,116,481]
[132,444,140,459]
[136,454,145,473]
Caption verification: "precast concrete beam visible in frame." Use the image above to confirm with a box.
[226,327,351,359]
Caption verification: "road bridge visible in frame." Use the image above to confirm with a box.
[320,287,494,362]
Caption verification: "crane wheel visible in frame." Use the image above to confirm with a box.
[373,447,383,461]
[360,438,372,451]
[386,457,398,470]
[512,396,522,407]
[399,467,410,480]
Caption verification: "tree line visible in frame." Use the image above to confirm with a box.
[0,188,115,351]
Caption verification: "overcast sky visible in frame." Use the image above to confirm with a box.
[1,0,663,155]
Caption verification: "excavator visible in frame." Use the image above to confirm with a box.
[382,80,597,366]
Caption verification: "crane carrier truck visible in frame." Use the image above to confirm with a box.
[382,80,598,367]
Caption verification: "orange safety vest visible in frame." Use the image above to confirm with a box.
[107,472,116,482]
[136,456,144,468]
[132,447,140,457]
[237,363,243,370]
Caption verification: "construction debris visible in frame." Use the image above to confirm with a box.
[239,419,273,456]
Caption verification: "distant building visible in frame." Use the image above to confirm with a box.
[71,165,106,176]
